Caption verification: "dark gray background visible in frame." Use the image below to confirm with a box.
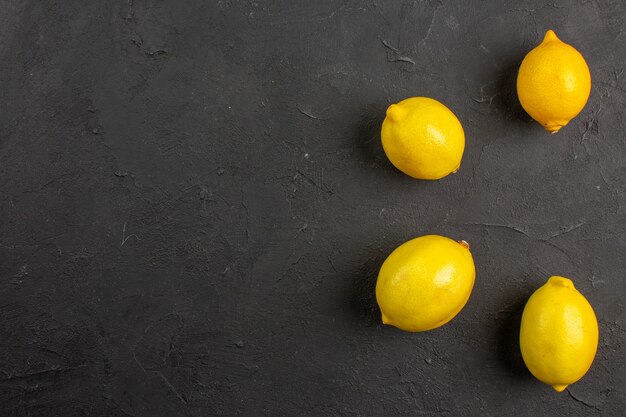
[0,0,624,416]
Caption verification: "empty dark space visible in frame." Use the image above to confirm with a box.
[0,1,624,416]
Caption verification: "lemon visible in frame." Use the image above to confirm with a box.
[520,276,599,392]
[381,97,465,180]
[375,235,475,332]
[517,30,591,133]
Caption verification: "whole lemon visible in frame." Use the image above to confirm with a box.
[517,30,591,133]
[381,97,465,180]
[376,235,475,332]
[520,276,599,392]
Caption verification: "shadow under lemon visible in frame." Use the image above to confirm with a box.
[352,103,403,177]
[493,53,539,133]
[493,287,536,381]
[349,252,384,327]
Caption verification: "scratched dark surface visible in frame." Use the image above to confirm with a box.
[0,0,625,416]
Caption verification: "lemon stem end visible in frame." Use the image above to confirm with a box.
[544,124,563,133]
[548,276,574,289]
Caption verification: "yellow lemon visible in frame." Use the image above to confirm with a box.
[381,97,465,180]
[375,235,475,332]
[520,276,599,392]
[517,30,591,133]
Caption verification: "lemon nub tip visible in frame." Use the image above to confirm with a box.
[543,29,559,43]
[552,384,568,392]
[386,104,408,122]
[548,276,574,289]
[381,313,390,325]
[458,240,470,250]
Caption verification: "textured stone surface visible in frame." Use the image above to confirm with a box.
[0,1,624,416]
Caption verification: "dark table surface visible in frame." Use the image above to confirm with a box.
[1,1,624,416]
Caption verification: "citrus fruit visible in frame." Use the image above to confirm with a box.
[375,235,475,332]
[381,97,465,180]
[520,276,599,392]
[517,30,591,133]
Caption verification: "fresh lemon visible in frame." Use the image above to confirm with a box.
[517,30,591,133]
[520,276,599,392]
[381,97,465,180]
[375,235,475,332]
